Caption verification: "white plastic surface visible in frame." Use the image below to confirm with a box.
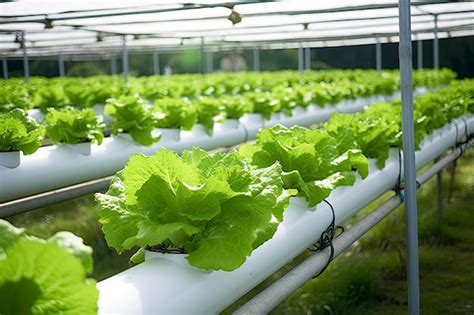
[0,151,21,168]
[0,89,423,202]
[58,142,92,155]
[97,114,474,315]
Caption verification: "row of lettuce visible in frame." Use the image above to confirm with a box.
[95,80,474,273]
[0,69,457,154]
[1,80,472,314]
[0,69,454,113]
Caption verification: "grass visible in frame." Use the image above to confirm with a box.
[5,150,473,313]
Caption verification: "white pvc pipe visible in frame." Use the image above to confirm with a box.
[96,114,474,314]
[0,89,425,203]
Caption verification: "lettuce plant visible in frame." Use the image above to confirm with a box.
[33,84,67,113]
[153,98,197,130]
[105,94,160,146]
[0,220,98,315]
[244,92,281,119]
[239,125,368,207]
[0,109,44,154]
[0,82,32,113]
[324,112,400,169]
[220,96,252,119]
[194,97,225,133]
[43,107,105,145]
[95,148,290,271]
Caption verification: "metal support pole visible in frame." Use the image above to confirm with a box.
[153,51,160,75]
[298,42,304,74]
[435,157,444,223]
[433,14,439,69]
[58,54,65,77]
[305,45,311,70]
[1,57,8,79]
[417,39,423,69]
[253,47,260,72]
[375,36,382,72]
[206,50,213,73]
[121,35,129,83]
[110,56,117,75]
[398,1,420,314]
[20,31,30,84]
[200,37,205,74]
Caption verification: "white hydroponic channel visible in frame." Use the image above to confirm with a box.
[0,88,428,203]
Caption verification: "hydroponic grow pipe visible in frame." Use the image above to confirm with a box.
[398,1,420,313]
[96,115,473,315]
[1,91,407,205]
[233,139,473,314]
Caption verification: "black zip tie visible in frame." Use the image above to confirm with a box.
[394,148,405,202]
[393,148,421,199]
[308,199,343,278]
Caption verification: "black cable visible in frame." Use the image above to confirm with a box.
[394,148,405,202]
[309,199,343,278]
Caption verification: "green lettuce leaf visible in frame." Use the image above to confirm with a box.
[105,94,160,146]
[43,107,105,145]
[96,148,290,271]
[0,109,44,155]
[153,98,197,130]
[0,220,98,315]
[239,124,368,206]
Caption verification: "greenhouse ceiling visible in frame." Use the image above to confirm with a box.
[0,0,473,57]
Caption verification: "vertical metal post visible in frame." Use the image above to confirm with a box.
[110,56,117,75]
[305,44,311,70]
[121,35,129,83]
[433,14,439,69]
[375,36,382,72]
[435,157,444,223]
[417,38,423,69]
[298,42,304,74]
[153,51,160,75]
[207,50,214,73]
[398,1,420,314]
[58,54,65,77]
[200,37,205,74]
[2,57,8,79]
[20,31,30,84]
[253,47,260,72]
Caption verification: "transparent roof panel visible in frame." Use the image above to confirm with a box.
[0,1,183,17]
[53,7,231,27]
[0,0,472,56]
